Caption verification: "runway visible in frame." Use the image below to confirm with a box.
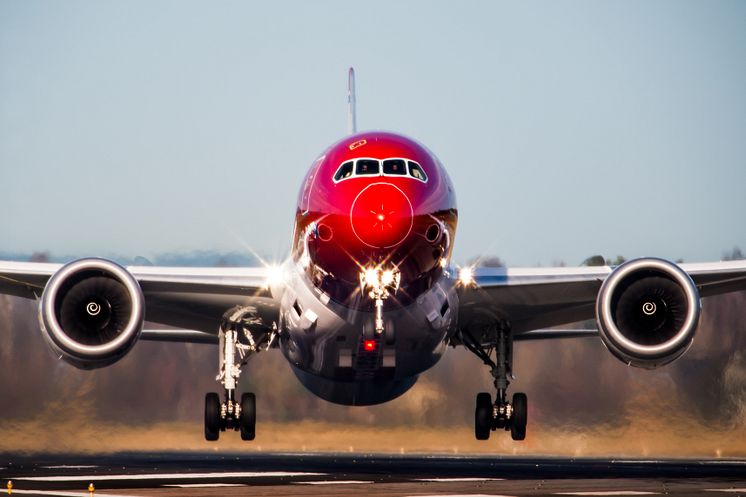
[1,453,745,497]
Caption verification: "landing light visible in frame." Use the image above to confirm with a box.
[364,268,379,287]
[265,264,286,288]
[360,265,401,291]
[459,266,475,286]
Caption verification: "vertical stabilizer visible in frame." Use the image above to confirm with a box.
[348,67,357,134]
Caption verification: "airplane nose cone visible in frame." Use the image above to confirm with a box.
[350,183,414,248]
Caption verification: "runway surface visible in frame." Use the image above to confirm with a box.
[1,453,744,497]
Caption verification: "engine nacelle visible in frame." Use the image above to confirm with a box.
[39,258,144,369]
[595,257,700,369]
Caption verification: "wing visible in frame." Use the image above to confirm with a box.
[0,260,280,335]
[456,260,746,340]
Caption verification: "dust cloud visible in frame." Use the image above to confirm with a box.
[1,290,744,456]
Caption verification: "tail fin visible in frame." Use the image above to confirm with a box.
[348,67,357,134]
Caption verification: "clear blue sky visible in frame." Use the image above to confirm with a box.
[1,1,744,266]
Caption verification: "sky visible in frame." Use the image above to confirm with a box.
[1,0,745,267]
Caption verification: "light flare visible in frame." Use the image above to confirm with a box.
[364,268,379,288]
[458,266,475,287]
[359,265,401,292]
[265,264,287,288]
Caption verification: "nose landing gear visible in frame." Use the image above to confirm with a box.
[462,323,528,441]
[204,306,274,441]
[359,266,401,339]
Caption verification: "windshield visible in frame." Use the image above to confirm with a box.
[408,161,428,182]
[383,159,407,175]
[333,158,428,183]
[333,161,354,182]
[356,159,380,175]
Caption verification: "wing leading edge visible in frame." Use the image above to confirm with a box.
[456,259,746,342]
[0,260,280,335]
[4,257,746,340]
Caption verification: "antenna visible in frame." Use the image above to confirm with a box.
[348,67,357,134]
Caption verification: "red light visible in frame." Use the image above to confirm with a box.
[363,340,376,352]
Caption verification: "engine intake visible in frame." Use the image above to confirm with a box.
[39,258,144,369]
[595,257,700,368]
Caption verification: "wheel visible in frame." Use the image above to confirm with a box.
[384,318,396,345]
[362,321,375,341]
[510,392,527,441]
[204,392,221,441]
[240,392,256,441]
[475,392,492,440]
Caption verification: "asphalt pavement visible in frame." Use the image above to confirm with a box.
[1,452,744,497]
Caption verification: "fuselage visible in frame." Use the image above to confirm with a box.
[278,131,460,405]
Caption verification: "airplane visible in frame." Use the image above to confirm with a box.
[1,68,745,442]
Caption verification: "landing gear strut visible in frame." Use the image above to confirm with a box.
[461,323,528,441]
[204,306,274,441]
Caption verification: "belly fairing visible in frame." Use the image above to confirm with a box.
[290,366,418,406]
[277,264,456,406]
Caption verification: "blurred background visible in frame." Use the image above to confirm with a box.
[1,1,745,456]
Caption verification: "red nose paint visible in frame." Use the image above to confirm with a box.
[350,182,413,248]
[292,131,458,305]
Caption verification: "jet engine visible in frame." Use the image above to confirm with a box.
[595,258,700,368]
[39,258,144,369]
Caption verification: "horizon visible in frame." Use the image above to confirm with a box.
[1,245,744,269]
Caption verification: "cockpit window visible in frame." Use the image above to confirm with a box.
[356,159,380,175]
[383,159,407,175]
[408,161,428,182]
[333,157,428,183]
[333,161,354,182]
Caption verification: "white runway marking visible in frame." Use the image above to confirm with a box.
[555,492,659,496]
[9,490,144,497]
[417,477,505,482]
[296,480,373,485]
[164,483,248,488]
[41,465,99,469]
[705,490,746,493]
[610,460,664,464]
[16,471,324,481]
[407,494,515,497]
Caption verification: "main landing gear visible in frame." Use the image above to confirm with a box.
[461,323,528,441]
[204,306,274,441]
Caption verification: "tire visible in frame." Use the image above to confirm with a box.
[362,321,375,341]
[384,318,396,345]
[510,392,527,441]
[204,392,221,441]
[240,392,256,441]
[475,392,492,440]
